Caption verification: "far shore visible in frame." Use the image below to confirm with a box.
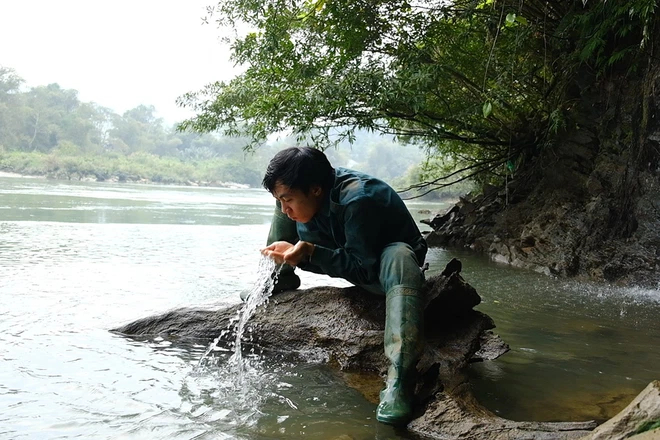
[0,169,455,203]
[0,171,46,179]
[0,169,253,189]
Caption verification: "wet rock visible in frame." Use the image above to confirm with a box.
[410,383,596,440]
[441,257,462,277]
[422,205,459,230]
[471,330,510,362]
[112,260,607,439]
[581,381,660,440]
[112,265,660,439]
[427,163,660,287]
[113,268,499,375]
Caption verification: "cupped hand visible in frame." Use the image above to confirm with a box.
[261,241,314,267]
[261,241,294,265]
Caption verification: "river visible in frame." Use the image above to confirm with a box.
[1,175,659,439]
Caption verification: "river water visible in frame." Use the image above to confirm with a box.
[1,175,659,439]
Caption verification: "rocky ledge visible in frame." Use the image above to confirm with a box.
[422,146,660,288]
[112,261,659,439]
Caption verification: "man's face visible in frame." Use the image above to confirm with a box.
[272,182,324,223]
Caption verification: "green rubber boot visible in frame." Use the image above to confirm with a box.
[241,203,300,301]
[376,286,424,425]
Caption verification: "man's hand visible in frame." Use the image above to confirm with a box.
[261,241,294,265]
[261,241,314,267]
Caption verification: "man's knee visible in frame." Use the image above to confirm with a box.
[381,242,420,266]
[379,242,424,292]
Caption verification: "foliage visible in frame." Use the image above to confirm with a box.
[0,67,256,161]
[571,0,657,71]
[0,66,427,190]
[0,150,268,187]
[0,67,277,185]
[179,0,659,191]
[635,419,660,434]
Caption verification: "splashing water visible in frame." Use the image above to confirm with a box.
[197,256,281,372]
[187,256,284,426]
[228,256,282,379]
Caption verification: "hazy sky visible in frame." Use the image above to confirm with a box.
[0,0,238,124]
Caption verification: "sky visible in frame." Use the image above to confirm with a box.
[0,0,238,124]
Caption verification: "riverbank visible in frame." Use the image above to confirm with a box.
[423,124,660,288]
[0,151,258,189]
[0,171,45,179]
[0,167,250,189]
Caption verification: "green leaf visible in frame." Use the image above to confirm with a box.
[515,16,528,25]
[482,102,493,118]
[476,0,494,9]
[506,13,516,24]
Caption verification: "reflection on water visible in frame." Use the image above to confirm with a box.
[1,175,659,439]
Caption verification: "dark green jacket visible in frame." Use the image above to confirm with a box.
[298,167,427,286]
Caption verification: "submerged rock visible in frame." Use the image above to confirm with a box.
[411,384,596,440]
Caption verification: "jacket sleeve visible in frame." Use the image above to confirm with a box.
[308,198,383,285]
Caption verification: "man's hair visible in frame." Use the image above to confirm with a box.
[262,147,334,194]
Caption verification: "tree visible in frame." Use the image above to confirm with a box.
[108,105,167,154]
[0,67,26,149]
[23,84,89,152]
[178,0,659,192]
[0,66,23,95]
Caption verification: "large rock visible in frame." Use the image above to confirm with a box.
[581,380,660,440]
[113,263,601,439]
[411,383,596,440]
[114,270,492,375]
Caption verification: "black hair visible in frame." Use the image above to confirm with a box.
[262,147,334,194]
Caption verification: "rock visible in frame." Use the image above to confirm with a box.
[112,262,660,439]
[422,205,460,230]
[483,183,499,197]
[113,269,500,376]
[112,261,610,439]
[424,133,660,287]
[410,383,596,440]
[630,427,660,440]
[471,330,510,362]
[441,257,462,277]
[580,381,660,440]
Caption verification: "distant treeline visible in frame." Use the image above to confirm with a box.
[0,66,276,186]
[0,66,468,198]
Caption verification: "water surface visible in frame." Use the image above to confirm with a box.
[1,175,659,439]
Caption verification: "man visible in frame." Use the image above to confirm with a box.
[259,146,427,425]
